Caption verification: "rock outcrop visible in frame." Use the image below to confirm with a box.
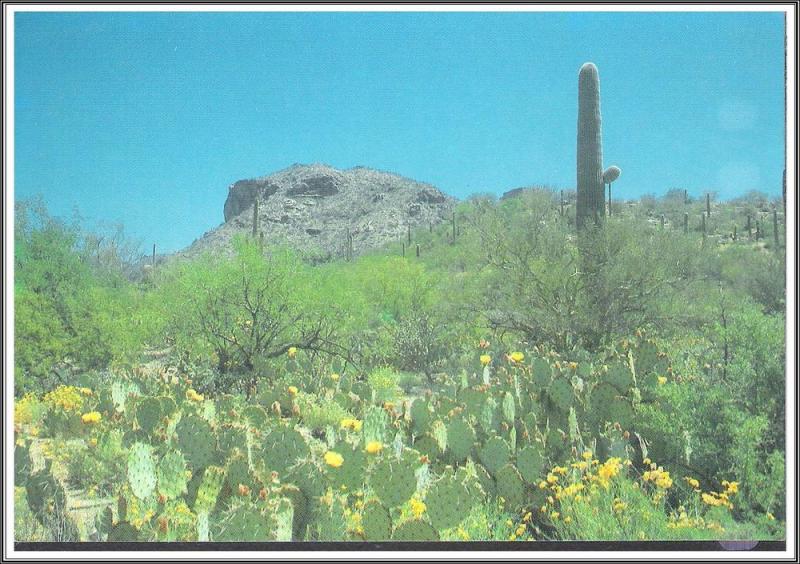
[176,163,457,261]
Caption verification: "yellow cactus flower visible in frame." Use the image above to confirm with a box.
[79,387,93,396]
[725,481,739,494]
[287,385,298,396]
[684,477,700,489]
[324,451,344,468]
[480,355,491,367]
[564,516,572,524]
[186,389,204,402]
[365,441,383,455]
[538,480,548,489]
[508,351,525,364]
[657,376,667,385]
[81,412,102,424]
[582,450,593,461]
[410,498,426,518]
[331,373,340,382]
[550,511,560,520]
[287,347,297,358]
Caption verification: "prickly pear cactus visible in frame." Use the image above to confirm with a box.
[368,454,419,508]
[242,405,268,429]
[212,501,272,541]
[194,466,225,514]
[127,442,157,500]
[425,471,472,531]
[446,417,475,463]
[15,441,32,486]
[633,341,659,376]
[548,377,574,412]
[225,452,255,493]
[158,395,178,418]
[532,357,552,388]
[278,484,307,540]
[25,467,67,526]
[605,361,633,392]
[257,426,309,479]
[472,462,496,496]
[590,383,619,423]
[362,500,392,541]
[156,450,189,500]
[478,436,511,477]
[392,518,439,541]
[107,522,140,542]
[409,399,431,435]
[501,392,515,424]
[479,396,502,435]
[176,415,218,472]
[363,405,390,446]
[326,443,367,492]
[516,444,545,484]
[135,397,162,434]
[495,464,526,510]
[413,434,442,460]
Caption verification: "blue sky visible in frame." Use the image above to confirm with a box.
[14,11,786,252]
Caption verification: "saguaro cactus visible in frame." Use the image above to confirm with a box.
[576,62,604,229]
[252,198,259,238]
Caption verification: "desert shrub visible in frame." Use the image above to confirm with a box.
[367,367,402,403]
[157,238,348,392]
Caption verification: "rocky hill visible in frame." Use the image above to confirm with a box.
[174,164,457,262]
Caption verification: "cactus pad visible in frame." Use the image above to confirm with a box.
[212,502,271,541]
[391,518,439,541]
[368,455,418,508]
[107,522,140,542]
[127,442,157,500]
[605,362,633,392]
[242,405,268,429]
[425,472,472,531]
[590,383,619,421]
[445,418,475,463]
[501,392,516,424]
[634,341,659,375]
[157,450,189,500]
[257,426,309,479]
[363,405,390,446]
[362,500,392,541]
[409,399,431,435]
[548,377,574,412]
[531,357,552,388]
[495,463,526,510]
[176,415,218,472]
[516,444,545,484]
[327,443,367,491]
[194,465,225,514]
[135,397,162,434]
[478,436,511,476]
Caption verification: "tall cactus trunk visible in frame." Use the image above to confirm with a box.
[576,62,604,230]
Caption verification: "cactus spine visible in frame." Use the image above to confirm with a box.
[576,62,604,229]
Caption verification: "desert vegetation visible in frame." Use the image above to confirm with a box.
[13,62,786,544]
